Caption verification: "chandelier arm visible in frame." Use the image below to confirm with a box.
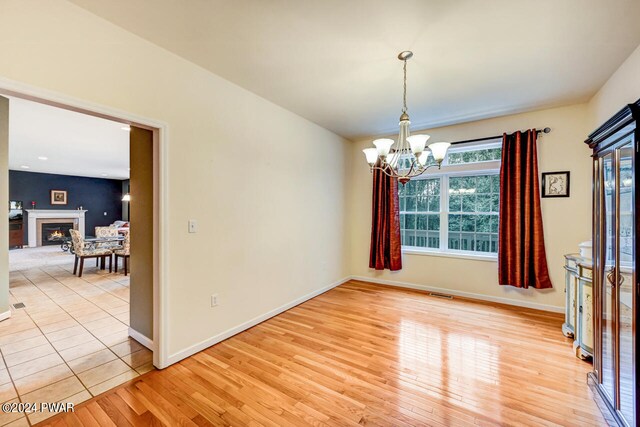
[370,160,437,180]
[370,165,396,178]
[410,158,420,175]
[406,163,440,180]
[411,168,427,179]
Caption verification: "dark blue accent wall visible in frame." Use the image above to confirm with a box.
[9,170,124,245]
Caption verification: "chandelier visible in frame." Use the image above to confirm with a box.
[363,51,451,185]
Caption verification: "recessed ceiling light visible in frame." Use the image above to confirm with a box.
[37,156,48,160]
[20,165,29,169]
[101,173,108,177]
[121,126,131,132]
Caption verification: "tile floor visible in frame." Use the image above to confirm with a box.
[0,249,153,426]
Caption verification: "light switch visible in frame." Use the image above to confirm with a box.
[188,219,197,233]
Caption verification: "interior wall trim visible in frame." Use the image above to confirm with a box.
[165,276,352,366]
[128,327,153,352]
[0,310,11,322]
[349,275,564,313]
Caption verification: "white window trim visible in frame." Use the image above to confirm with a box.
[402,246,498,262]
[399,140,501,258]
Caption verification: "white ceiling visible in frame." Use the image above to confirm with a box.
[8,97,130,179]
[69,0,640,140]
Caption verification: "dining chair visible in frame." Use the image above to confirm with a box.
[114,232,130,276]
[69,229,112,277]
[95,226,122,249]
[94,226,122,267]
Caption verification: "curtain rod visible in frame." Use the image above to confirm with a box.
[449,127,551,146]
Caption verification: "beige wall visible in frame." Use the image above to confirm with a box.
[348,104,591,310]
[587,44,640,129]
[0,0,350,362]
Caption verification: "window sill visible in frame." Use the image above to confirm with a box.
[402,247,498,262]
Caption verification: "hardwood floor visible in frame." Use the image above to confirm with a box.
[39,281,605,426]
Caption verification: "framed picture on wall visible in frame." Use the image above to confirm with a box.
[50,190,68,205]
[541,171,570,198]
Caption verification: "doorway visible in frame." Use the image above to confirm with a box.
[0,92,162,424]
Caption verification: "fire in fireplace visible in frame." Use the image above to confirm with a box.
[41,223,74,246]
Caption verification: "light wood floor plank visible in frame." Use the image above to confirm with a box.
[38,281,605,426]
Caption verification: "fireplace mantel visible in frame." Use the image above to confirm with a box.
[25,210,87,247]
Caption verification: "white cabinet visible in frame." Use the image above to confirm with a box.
[563,254,593,360]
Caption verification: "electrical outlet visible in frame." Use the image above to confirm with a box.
[188,219,198,233]
[210,294,218,307]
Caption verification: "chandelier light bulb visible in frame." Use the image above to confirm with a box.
[363,148,379,165]
[418,150,431,166]
[428,142,451,163]
[407,134,430,155]
[373,138,394,157]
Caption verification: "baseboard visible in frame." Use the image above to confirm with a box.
[165,276,351,366]
[349,275,564,313]
[128,327,153,351]
[0,310,11,322]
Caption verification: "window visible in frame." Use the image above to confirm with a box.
[447,174,500,253]
[399,178,440,249]
[447,147,501,165]
[398,140,501,257]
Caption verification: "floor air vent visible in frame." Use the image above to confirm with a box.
[12,303,25,309]
[428,292,453,300]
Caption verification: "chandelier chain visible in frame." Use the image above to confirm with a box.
[402,59,408,113]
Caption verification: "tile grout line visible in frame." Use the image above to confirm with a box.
[9,278,124,424]
[22,266,129,364]
[54,259,131,304]
[30,266,144,358]
[28,264,128,331]
[5,255,150,423]
[50,267,130,324]
[17,298,93,417]
[36,266,133,355]
[0,306,30,427]
[5,266,139,423]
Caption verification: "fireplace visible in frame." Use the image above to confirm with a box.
[26,210,86,247]
[40,222,74,246]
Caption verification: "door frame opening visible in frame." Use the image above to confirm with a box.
[0,78,168,368]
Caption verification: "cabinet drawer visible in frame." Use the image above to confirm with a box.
[579,265,593,280]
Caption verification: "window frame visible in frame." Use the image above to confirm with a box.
[399,140,501,261]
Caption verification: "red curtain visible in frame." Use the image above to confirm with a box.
[369,169,402,271]
[498,130,552,289]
